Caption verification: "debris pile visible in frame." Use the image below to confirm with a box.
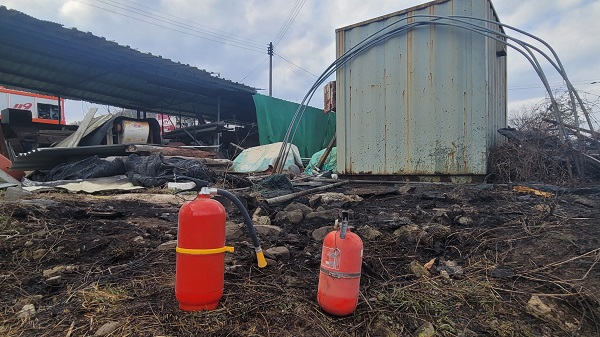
[1,183,598,336]
[490,126,600,184]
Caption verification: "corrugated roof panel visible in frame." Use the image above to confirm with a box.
[11,144,132,170]
[0,6,257,122]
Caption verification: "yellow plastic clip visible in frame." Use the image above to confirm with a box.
[176,246,235,255]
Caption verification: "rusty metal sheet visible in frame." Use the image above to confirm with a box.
[335,0,506,176]
[345,185,399,197]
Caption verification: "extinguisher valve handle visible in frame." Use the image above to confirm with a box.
[255,247,267,268]
[200,187,218,196]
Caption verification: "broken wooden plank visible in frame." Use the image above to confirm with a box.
[265,180,348,205]
[230,143,245,152]
[230,142,245,158]
[317,133,336,170]
[161,155,232,167]
[126,144,216,158]
[311,177,453,185]
[346,185,399,197]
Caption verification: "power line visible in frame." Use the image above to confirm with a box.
[275,52,318,78]
[273,0,306,46]
[89,0,264,51]
[279,59,313,83]
[75,0,264,53]
[275,55,314,83]
[509,79,600,91]
[241,56,270,82]
[99,0,265,49]
[277,0,306,46]
[273,0,301,46]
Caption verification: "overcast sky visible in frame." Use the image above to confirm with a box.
[2,0,600,124]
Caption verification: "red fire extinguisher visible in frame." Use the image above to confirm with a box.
[317,211,363,316]
[175,187,266,311]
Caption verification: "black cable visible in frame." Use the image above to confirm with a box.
[275,55,315,83]
[241,56,270,82]
[273,0,301,45]
[76,0,264,53]
[273,0,306,46]
[215,189,267,268]
[215,189,260,248]
[275,52,318,78]
[98,0,265,49]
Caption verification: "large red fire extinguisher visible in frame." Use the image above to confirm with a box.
[317,211,363,316]
[175,187,266,311]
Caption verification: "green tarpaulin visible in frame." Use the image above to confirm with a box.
[253,94,335,158]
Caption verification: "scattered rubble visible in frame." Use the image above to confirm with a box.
[94,321,120,336]
[42,265,77,278]
[393,223,451,246]
[415,322,436,337]
[0,181,599,336]
[3,186,31,200]
[16,304,36,320]
[435,259,464,278]
[264,246,291,262]
[252,215,271,226]
[32,248,47,259]
[408,260,431,278]
[356,225,382,240]
[283,201,313,215]
[308,192,363,208]
[225,221,245,240]
[526,295,579,333]
[253,225,283,238]
[306,208,341,221]
[311,226,335,242]
[157,240,177,251]
[275,209,304,225]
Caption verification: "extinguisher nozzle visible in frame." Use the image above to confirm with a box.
[256,248,267,268]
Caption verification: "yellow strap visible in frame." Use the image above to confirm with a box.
[176,246,235,255]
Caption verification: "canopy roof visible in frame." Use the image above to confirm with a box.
[0,6,258,122]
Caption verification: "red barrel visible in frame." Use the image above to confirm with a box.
[175,193,232,311]
[317,228,363,316]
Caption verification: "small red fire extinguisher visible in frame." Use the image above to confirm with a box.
[317,211,363,316]
[175,187,266,311]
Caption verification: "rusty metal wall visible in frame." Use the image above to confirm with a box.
[335,0,506,175]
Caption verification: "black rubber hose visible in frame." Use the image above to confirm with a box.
[216,189,267,268]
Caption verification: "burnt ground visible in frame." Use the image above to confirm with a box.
[0,182,599,337]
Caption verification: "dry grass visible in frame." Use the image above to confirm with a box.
[0,188,599,336]
[488,139,576,185]
[79,282,133,313]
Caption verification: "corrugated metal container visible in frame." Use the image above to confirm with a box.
[335,0,506,177]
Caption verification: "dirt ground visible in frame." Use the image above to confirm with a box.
[0,181,599,336]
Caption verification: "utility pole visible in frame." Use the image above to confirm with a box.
[268,42,273,96]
